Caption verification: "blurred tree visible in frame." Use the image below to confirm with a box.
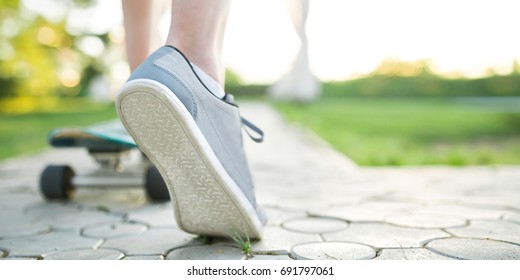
[0,0,22,99]
[0,0,110,113]
[370,59,434,77]
[512,60,520,75]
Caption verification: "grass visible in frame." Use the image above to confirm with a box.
[0,99,117,160]
[273,96,520,166]
[231,232,253,257]
[323,73,520,98]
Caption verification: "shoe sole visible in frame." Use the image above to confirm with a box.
[116,79,263,239]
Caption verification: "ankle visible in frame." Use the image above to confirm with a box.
[189,58,224,87]
[191,62,226,98]
[167,44,224,86]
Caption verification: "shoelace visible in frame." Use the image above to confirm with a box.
[241,117,264,143]
[224,93,264,143]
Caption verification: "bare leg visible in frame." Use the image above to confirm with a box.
[122,0,153,71]
[166,0,231,86]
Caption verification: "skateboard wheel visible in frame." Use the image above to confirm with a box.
[145,166,169,202]
[40,165,75,200]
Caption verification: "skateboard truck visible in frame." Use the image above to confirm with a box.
[89,148,129,173]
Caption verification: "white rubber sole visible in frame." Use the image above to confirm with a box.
[116,79,263,239]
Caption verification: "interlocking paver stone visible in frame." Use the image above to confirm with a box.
[376,248,455,260]
[74,188,148,212]
[503,212,520,224]
[0,192,42,211]
[101,228,199,255]
[456,191,520,210]
[0,178,34,193]
[291,242,375,260]
[310,201,421,222]
[82,222,148,239]
[282,217,348,234]
[1,256,41,260]
[124,255,164,260]
[385,212,467,229]
[247,254,293,260]
[43,248,125,260]
[0,219,50,238]
[166,245,244,260]
[126,203,177,228]
[0,231,100,256]
[24,202,83,217]
[323,223,450,248]
[427,238,520,260]
[250,227,321,253]
[34,211,124,231]
[412,204,507,220]
[0,210,50,238]
[262,207,307,226]
[446,220,520,244]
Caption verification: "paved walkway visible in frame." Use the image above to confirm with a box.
[1,102,519,260]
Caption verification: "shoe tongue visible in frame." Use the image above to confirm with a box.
[224,93,235,104]
[191,63,225,99]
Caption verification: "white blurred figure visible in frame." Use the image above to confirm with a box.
[268,0,321,102]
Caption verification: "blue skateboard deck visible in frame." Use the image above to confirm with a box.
[42,120,170,201]
[49,120,137,150]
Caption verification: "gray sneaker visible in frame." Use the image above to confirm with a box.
[116,46,266,239]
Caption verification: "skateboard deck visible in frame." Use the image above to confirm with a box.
[48,120,137,151]
[41,119,169,201]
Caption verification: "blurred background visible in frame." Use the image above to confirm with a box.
[1,0,519,165]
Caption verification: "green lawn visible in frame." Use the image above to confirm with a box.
[0,100,117,160]
[273,97,520,166]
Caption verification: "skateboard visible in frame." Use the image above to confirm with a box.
[40,120,169,201]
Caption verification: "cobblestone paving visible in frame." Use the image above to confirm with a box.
[1,102,519,260]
